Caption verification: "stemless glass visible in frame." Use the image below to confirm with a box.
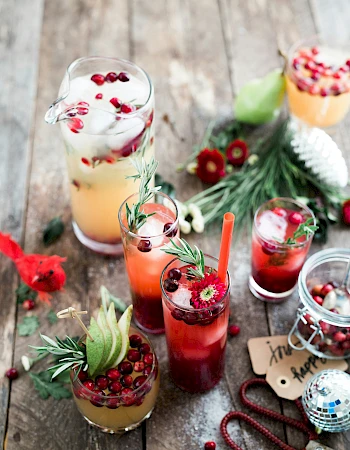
[161,255,230,393]
[249,198,316,302]
[119,192,179,334]
[45,56,154,255]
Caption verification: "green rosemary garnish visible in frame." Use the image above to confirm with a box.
[162,238,205,279]
[285,218,318,245]
[31,334,87,380]
[125,157,161,232]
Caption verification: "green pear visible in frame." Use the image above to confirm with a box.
[235,69,286,125]
[86,317,105,377]
[97,306,113,371]
[104,303,122,368]
[114,305,133,366]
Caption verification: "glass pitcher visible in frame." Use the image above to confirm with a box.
[45,56,154,255]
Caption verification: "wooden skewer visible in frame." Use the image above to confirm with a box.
[56,307,94,341]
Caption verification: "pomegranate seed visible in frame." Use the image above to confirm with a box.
[143,366,152,377]
[22,299,35,310]
[95,93,103,100]
[105,72,118,83]
[5,368,18,380]
[321,284,334,297]
[106,393,120,409]
[171,308,185,321]
[95,375,109,390]
[121,388,135,406]
[204,442,216,450]
[163,222,178,237]
[139,343,151,355]
[312,295,323,306]
[289,211,305,225]
[129,334,142,348]
[81,157,90,166]
[168,268,182,281]
[121,103,135,113]
[134,361,145,372]
[133,375,147,389]
[228,325,240,336]
[91,74,105,86]
[78,370,88,382]
[106,368,121,381]
[110,97,121,108]
[309,84,320,95]
[66,111,77,117]
[137,239,152,253]
[311,47,319,55]
[143,353,154,366]
[121,375,133,387]
[320,87,330,97]
[109,381,123,393]
[90,389,105,407]
[118,361,133,375]
[333,332,347,343]
[164,278,178,292]
[78,101,89,107]
[83,379,95,391]
[77,107,89,115]
[127,349,141,362]
[68,117,84,133]
[118,72,130,82]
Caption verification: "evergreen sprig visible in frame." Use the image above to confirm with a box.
[162,238,205,279]
[285,218,318,244]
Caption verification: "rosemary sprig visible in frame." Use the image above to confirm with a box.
[285,218,318,244]
[125,157,161,232]
[162,238,205,279]
[30,334,87,380]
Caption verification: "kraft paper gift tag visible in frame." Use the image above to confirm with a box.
[306,441,335,450]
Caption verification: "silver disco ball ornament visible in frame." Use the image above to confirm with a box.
[302,369,350,432]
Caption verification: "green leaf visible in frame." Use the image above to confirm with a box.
[47,309,58,325]
[18,316,40,336]
[29,372,72,400]
[43,217,65,246]
[16,282,37,304]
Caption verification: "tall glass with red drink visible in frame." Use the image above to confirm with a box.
[161,255,230,393]
[249,197,316,302]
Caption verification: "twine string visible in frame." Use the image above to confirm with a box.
[56,307,94,341]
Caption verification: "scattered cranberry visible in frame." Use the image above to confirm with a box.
[312,295,323,306]
[5,368,18,380]
[95,375,109,390]
[22,299,35,311]
[121,388,135,406]
[121,103,135,113]
[78,370,88,382]
[81,157,90,166]
[204,443,216,450]
[320,283,334,297]
[91,74,105,85]
[118,72,129,82]
[95,93,103,100]
[164,278,178,292]
[83,379,95,391]
[109,381,123,393]
[129,334,142,348]
[228,325,240,337]
[121,375,133,387]
[68,117,84,133]
[171,308,185,321]
[137,239,152,253]
[106,393,120,409]
[163,222,178,237]
[134,375,147,389]
[289,211,305,225]
[333,331,347,343]
[118,361,133,375]
[139,343,151,355]
[143,366,152,377]
[90,389,105,407]
[342,199,350,225]
[105,72,118,83]
[168,268,182,281]
[143,353,154,366]
[110,97,121,108]
[127,349,141,362]
[134,361,145,372]
[106,368,120,381]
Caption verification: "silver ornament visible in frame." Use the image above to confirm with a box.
[289,121,348,188]
[302,369,350,432]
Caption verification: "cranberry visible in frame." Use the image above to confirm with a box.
[310,72,321,82]
[83,379,95,391]
[106,368,121,381]
[292,58,301,70]
[183,312,198,326]
[143,366,152,377]
[261,242,278,256]
[81,157,90,166]
[134,375,147,389]
[137,239,152,253]
[305,61,316,71]
[312,295,324,306]
[129,334,142,348]
[168,268,182,280]
[333,331,347,343]
[110,97,121,108]
[143,353,154,365]
[90,389,105,407]
[341,341,350,350]
[329,344,344,357]
[320,321,330,334]
[106,393,120,409]
[333,72,342,79]
[95,93,103,99]
[95,375,109,390]
[204,442,216,450]
[5,368,18,380]
[118,361,133,375]
[228,325,240,336]
[134,361,145,372]
[135,396,145,406]
[121,375,133,387]
[109,381,123,393]
[91,74,105,85]
[311,284,323,297]
[118,72,129,82]
[22,299,35,310]
[78,370,88,382]
[105,72,118,83]
[171,308,185,321]
[163,222,178,237]
[289,211,305,225]
[121,103,135,113]
[139,343,151,355]
[321,284,334,297]
[164,278,178,292]
[68,117,84,133]
[346,59,350,67]
[127,349,141,362]
[121,388,135,406]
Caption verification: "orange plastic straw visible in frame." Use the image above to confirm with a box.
[218,212,235,283]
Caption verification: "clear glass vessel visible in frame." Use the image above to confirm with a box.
[288,248,350,359]
[45,56,154,255]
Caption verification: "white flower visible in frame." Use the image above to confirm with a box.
[192,217,204,233]
[179,218,191,234]
[187,203,202,219]
[186,161,198,174]
[21,355,32,371]
[247,154,259,165]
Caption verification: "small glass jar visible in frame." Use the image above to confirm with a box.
[288,248,350,359]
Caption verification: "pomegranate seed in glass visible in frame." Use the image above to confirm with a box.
[161,255,230,393]
[286,36,350,129]
[45,57,154,255]
[249,197,316,302]
[118,192,179,334]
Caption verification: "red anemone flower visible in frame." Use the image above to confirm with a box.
[196,148,225,184]
[226,139,249,166]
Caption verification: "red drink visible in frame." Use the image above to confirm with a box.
[249,198,316,302]
[161,256,230,392]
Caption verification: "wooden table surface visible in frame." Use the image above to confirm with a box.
[1,1,350,449]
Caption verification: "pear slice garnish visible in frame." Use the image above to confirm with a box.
[104,303,122,368]
[114,305,133,366]
[86,317,106,377]
[97,306,113,371]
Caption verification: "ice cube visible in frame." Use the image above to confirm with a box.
[258,211,287,242]
[106,117,144,149]
[170,287,192,307]
[137,215,164,247]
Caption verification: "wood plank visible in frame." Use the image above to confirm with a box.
[0,0,44,447]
